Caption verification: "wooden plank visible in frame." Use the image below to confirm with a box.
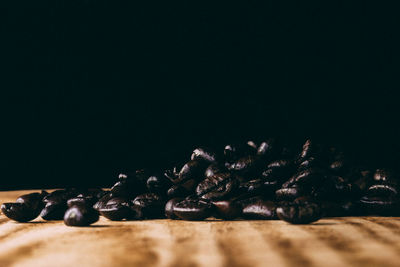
[1,190,400,267]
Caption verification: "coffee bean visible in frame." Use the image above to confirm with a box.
[276,199,322,224]
[241,197,277,220]
[178,159,208,183]
[64,205,99,227]
[165,198,183,219]
[212,200,242,220]
[1,203,41,222]
[131,193,165,219]
[191,147,219,163]
[40,202,68,220]
[173,198,214,220]
[196,173,238,200]
[99,197,134,221]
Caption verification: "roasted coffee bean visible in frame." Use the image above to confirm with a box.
[173,198,214,220]
[228,155,261,176]
[204,163,226,178]
[1,203,41,222]
[99,197,134,221]
[64,205,99,227]
[178,159,208,183]
[263,159,294,178]
[257,139,276,158]
[296,139,322,164]
[275,187,307,201]
[110,173,145,198]
[93,192,113,211]
[146,174,171,194]
[191,147,219,163]
[241,198,277,220]
[196,173,238,200]
[224,143,256,163]
[165,198,183,219]
[276,200,322,224]
[239,179,265,195]
[67,197,96,208]
[359,196,400,216]
[43,189,77,204]
[40,202,68,220]
[282,168,324,188]
[212,200,241,220]
[131,193,165,219]
[167,179,197,198]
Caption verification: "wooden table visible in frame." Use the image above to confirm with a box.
[1,190,400,267]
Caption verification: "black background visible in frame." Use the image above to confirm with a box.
[1,1,399,190]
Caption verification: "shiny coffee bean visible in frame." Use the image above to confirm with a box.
[275,187,307,201]
[282,168,324,188]
[228,155,261,176]
[257,139,276,158]
[296,139,321,164]
[224,143,256,163]
[212,200,241,220]
[43,189,77,204]
[165,198,183,219]
[191,147,219,163]
[1,203,41,222]
[40,202,68,220]
[167,179,197,198]
[196,173,238,200]
[241,197,277,220]
[93,192,113,211]
[204,163,226,178]
[173,198,214,220]
[131,193,165,219]
[99,197,134,221]
[146,174,171,194]
[67,197,95,208]
[276,200,322,224]
[178,159,208,183]
[64,205,99,227]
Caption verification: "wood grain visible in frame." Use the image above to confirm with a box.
[1,190,400,267]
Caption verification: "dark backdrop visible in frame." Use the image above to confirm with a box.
[1,1,399,190]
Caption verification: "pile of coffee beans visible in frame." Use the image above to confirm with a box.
[1,139,399,226]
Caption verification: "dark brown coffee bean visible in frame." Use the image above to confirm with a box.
[204,163,226,178]
[165,198,183,219]
[257,139,276,158]
[64,205,99,227]
[99,197,134,221]
[178,159,208,183]
[173,199,214,220]
[196,173,238,200]
[282,168,324,188]
[276,200,322,224]
[191,147,219,163]
[131,193,166,219]
[228,155,261,176]
[40,202,68,220]
[146,174,171,194]
[212,200,241,220]
[275,187,307,201]
[241,198,277,220]
[1,203,41,222]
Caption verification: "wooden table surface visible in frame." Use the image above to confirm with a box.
[1,190,400,267]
